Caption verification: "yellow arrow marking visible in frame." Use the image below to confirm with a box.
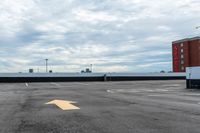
[46,100,80,110]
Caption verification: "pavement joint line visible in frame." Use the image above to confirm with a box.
[156,89,169,92]
[50,83,75,88]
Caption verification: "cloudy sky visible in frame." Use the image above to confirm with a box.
[0,0,200,73]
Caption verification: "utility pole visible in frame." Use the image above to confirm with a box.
[45,59,48,73]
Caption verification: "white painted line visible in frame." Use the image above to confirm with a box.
[76,83,90,86]
[110,89,170,94]
[162,84,181,87]
[145,90,154,92]
[50,82,61,87]
[156,89,169,92]
[25,83,29,87]
[107,90,114,93]
[117,90,140,93]
[148,95,162,97]
[128,90,140,93]
[185,94,200,96]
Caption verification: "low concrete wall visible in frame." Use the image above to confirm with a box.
[106,76,185,81]
[0,73,186,83]
[0,77,104,83]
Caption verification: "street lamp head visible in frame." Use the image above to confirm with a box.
[45,59,49,73]
[196,26,200,29]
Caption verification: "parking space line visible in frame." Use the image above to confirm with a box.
[50,82,61,87]
[184,94,200,96]
[107,90,114,93]
[25,83,29,87]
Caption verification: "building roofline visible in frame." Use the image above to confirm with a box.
[172,36,200,44]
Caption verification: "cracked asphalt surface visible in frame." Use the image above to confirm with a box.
[0,80,200,133]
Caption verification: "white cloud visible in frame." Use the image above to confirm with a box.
[73,8,118,24]
[0,0,35,37]
[0,0,199,72]
[138,61,171,68]
[157,26,171,31]
[95,65,129,72]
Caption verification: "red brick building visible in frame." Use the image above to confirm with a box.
[172,37,200,72]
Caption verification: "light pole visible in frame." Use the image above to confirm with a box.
[196,26,200,29]
[45,59,48,73]
[90,64,93,73]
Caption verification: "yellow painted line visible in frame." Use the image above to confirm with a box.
[46,100,80,110]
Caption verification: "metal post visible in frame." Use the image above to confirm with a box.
[189,68,192,89]
[90,64,93,73]
[45,59,48,73]
[104,74,107,81]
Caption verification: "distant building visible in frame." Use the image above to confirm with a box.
[29,69,34,73]
[81,70,85,73]
[85,68,91,73]
[172,37,200,72]
[81,68,92,73]
[160,70,165,73]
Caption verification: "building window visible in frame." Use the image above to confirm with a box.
[181,54,184,59]
[181,66,184,71]
[180,43,183,47]
[181,49,184,53]
[181,60,184,64]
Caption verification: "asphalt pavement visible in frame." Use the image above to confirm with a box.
[0,80,200,133]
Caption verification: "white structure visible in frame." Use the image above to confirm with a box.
[186,67,200,88]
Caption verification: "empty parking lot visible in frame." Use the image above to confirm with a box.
[0,80,200,133]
